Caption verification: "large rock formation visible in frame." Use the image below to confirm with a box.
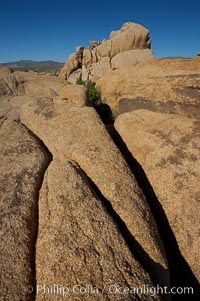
[36,158,161,300]
[1,22,199,301]
[0,66,65,98]
[59,22,154,82]
[0,67,66,123]
[115,110,200,288]
[20,98,170,292]
[96,59,200,117]
[14,71,65,97]
[0,118,51,300]
[96,58,200,118]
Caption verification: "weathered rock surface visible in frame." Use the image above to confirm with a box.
[0,66,66,123]
[36,158,161,300]
[109,22,151,51]
[59,83,86,106]
[59,22,154,82]
[0,68,65,155]
[67,68,82,83]
[14,71,65,97]
[0,65,65,99]
[0,66,18,96]
[20,98,170,289]
[59,53,80,79]
[96,58,200,118]
[115,109,200,283]
[0,117,51,300]
[0,95,36,123]
[112,49,154,69]
[82,57,112,81]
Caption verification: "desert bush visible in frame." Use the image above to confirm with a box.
[76,78,85,86]
[76,79,101,106]
[76,79,113,124]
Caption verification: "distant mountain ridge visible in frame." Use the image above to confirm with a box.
[1,60,64,69]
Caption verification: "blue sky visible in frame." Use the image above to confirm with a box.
[0,0,199,63]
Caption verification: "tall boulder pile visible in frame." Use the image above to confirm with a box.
[59,22,154,82]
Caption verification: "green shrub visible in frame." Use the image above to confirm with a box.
[76,79,102,106]
[85,81,101,106]
[75,78,85,86]
[76,79,113,124]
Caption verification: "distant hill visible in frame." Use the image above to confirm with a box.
[158,56,192,60]
[1,60,64,75]
[1,60,64,69]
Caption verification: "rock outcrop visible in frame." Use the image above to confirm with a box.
[20,98,170,291]
[0,66,65,98]
[194,52,200,59]
[59,22,154,82]
[115,110,200,286]
[14,71,65,97]
[0,67,66,123]
[0,118,51,300]
[59,83,87,106]
[36,158,161,300]
[1,21,199,301]
[96,58,200,118]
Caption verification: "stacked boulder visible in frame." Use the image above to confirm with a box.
[195,52,200,59]
[59,22,154,82]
